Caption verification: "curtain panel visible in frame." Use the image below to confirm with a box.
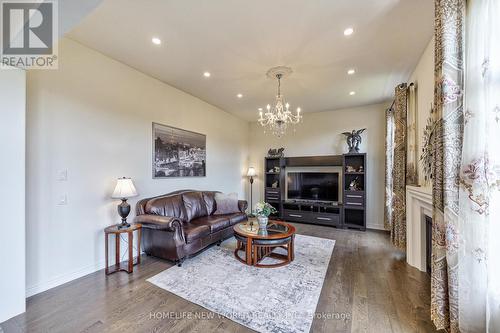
[384,106,395,230]
[406,83,418,185]
[431,0,465,331]
[457,0,500,331]
[389,83,408,249]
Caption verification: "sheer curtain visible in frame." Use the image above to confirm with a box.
[384,106,395,230]
[458,0,500,332]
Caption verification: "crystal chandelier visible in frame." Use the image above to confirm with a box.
[258,67,302,137]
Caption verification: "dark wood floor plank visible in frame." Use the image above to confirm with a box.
[1,224,437,333]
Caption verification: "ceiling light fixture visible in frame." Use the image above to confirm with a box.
[349,91,356,96]
[151,37,161,45]
[344,27,354,36]
[347,69,356,75]
[237,93,243,98]
[258,66,302,138]
[203,72,211,78]
[258,107,263,111]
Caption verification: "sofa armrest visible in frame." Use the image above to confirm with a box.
[134,214,183,233]
[238,200,248,213]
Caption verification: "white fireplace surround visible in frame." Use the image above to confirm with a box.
[406,185,432,272]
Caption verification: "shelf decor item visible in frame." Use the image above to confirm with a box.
[267,147,285,158]
[346,165,356,173]
[349,178,362,191]
[341,129,366,153]
[111,177,138,229]
[254,202,278,228]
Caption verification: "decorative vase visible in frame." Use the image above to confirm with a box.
[257,215,268,228]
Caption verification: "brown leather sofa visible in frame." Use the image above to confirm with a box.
[134,190,248,266]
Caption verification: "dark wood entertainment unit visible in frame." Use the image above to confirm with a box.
[264,154,366,230]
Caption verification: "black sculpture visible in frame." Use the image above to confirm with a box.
[342,129,366,153]
[267,147,285,158]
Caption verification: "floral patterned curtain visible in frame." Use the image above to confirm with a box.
[389,84,408,249]
[457,0,500,331]
[430,0,465,331]
[432,0,500,331]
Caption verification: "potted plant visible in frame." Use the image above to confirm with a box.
[253,202,277,228]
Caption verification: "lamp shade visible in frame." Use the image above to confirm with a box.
[246,167,256,177]
[112,177,138,199]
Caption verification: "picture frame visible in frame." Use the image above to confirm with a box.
[152,122,206,178]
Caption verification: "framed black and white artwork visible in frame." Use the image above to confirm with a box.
[152,122,206,178]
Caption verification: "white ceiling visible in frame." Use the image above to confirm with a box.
[58,0,103,37]
[67,0,433,121]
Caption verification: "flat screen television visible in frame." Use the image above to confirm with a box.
[287,172,339,202]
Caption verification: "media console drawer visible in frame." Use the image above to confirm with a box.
[314,213,340,225]
[265,188,280,202]
[283,210,310,220]
[283,210,340,226]
[344,191,365,206]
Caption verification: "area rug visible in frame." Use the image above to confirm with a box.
[147,234,335,333]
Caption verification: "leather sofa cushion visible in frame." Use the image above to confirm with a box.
[202,191,217,215]
[145,195,188,222]
[227,213,247,225]
[191,215,230,233]
[182,192,208,222]
[182,223,211,243]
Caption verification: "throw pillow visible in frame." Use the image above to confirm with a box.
[214,192,240,215]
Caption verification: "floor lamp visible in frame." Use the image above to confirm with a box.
[246,167,256,216]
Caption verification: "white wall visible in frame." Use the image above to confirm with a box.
[26,38,249,296]
[0,68,26,322]
[249,103,387,230]
[409,38,434,187]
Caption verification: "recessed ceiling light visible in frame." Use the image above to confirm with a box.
[349,91,356,96]
[344,27,354,36]
[347,69,356,75]
[203,72,211,78]
[237,93,243,98]
[151,37,161,45]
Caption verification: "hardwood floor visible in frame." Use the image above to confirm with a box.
[1,224,438,333]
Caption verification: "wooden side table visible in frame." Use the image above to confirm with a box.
[104,223,142,275]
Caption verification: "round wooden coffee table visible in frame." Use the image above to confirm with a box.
[233,219,296,268]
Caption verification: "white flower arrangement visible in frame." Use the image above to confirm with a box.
[253,201,277,217]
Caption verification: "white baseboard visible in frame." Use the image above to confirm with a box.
[26,259,106,298]
[367,223,386,231]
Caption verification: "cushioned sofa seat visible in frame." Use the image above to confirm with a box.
[227,213,247,225]
[134,190,248,265]
[190,215,230,233]
[182,223,211,243]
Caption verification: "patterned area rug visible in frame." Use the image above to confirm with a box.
[147,234,335,333]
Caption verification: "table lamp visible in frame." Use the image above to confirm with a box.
[112,177,138,229]
[246,167,256,216]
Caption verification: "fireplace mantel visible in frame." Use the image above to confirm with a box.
[406,185,432,272]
